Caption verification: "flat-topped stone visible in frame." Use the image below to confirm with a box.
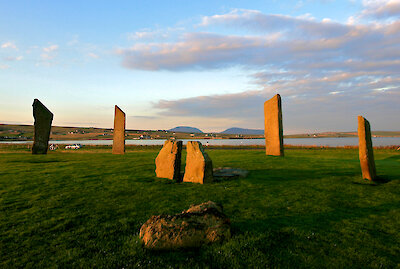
[213,167,248,181]
[155,140,182,181]
[358,116,377,180]
[32,99,53,154]
[112,105,125,154]
[264,94,284,156]
[183,141,213,184]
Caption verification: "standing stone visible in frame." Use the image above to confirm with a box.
[112,105,125,155]
[264,94,284,156]
[358,116,377,180]
[155,140,182,181]
[32,99,53,154]
[183,141,213,184]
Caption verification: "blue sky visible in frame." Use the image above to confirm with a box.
[0,0,399,133]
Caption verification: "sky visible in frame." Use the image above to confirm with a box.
[0,0,399,134]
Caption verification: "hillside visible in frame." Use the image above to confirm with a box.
[168,126,203,133]
[220,127,264,135]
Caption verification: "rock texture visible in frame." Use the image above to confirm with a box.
[155,140,183,181]
[139,201,231,250]
[32,99,53,154]
[112,105,125,155]
[183,141,213,184]
[264,94,284,156]
[358,116,377,180]
[213,167,249,181]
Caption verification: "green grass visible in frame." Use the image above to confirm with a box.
[0,147,399,268]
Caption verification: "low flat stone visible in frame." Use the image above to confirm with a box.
[213,167,249,180]
[155,140,182,181]
[139,201,231,250]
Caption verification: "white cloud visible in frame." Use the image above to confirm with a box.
[115,8,400,131]
[361,0,400,19]
[43,45,59,52]
[3,56,23,61]
[0,64,10,69]
[127,27,185,41]
[41,44,59,60]
[88,52,99,59]
[1,42,17,50]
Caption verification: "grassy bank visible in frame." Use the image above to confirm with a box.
[0,147,399,268]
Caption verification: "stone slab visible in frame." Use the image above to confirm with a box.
[213,167,248,181]
[32,99,53,154]
[264,94,284,156]
[112,105,125,154]
[358,116,377,180]
[155,140,182,181]
[183,141,213,184]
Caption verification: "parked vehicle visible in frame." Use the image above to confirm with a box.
[65,144,82,149]
[49,144,58,151]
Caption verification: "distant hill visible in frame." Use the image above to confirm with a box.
[220,127,264,135]
[168,126,203,133]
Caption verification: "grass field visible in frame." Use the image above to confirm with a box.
[0,146,399,268]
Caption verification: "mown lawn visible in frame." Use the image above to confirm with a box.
[0,146,399,268]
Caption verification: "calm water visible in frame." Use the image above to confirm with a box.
[1,137,400,146]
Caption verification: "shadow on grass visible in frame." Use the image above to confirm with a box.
[7,159,64,163]
[131,229,298,268]
[352,175,391,185]
[249,168,360,182]
[383,155,400,161]
[232,202,398,234]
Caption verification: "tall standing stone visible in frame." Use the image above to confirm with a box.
[183,141,213,184]
[155,140,182,181]
[264,94,284,156]
[32,99,53,154]
[358,116,377,180]
[112,105,125,154]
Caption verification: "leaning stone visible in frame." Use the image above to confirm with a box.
[358,116,377,180]
[112,105,125,154]
[32,99,53,154]
[155,140,182,181]
[139,201,231,250]
[264,94,284,156]
[183,141,213,184]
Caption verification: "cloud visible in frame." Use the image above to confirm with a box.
[1,42,17,49]
[0,64,10,69]
[43,44,58,52]
[125,8,399,131]
[199,9,348,38]
[3,56,23,61]
[117,10,399,72]
[115,8,400,131]
[128,29,169,41]
[129,115,159,120]
[117,32,281,70]
[153,84,399,132]
[361,0,400,19]
[41,44,59,60]
[88,52,99,59]
[127,27,185,41]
